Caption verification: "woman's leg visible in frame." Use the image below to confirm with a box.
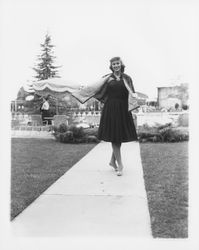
[109,151,118,170]
[111,142,124,172]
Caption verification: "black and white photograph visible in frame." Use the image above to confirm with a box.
[0,0,198,249]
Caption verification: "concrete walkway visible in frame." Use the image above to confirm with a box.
[11,141,152,237]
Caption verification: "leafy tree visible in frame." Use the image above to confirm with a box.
[33,33,61,80]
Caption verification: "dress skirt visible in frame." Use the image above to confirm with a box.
[97,77,138,143]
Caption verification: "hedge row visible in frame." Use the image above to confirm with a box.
[53,123,189,144]
[138,123,189,143]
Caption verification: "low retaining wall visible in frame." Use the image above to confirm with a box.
[136,112,188,127]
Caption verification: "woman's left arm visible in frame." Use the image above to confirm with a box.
[128,76,138,98]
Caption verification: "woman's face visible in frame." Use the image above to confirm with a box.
[111,60,122,73]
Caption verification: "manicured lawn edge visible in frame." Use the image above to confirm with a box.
[11,138,97,220]
[140,142,188,238]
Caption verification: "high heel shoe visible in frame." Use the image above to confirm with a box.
[116,170,123,176]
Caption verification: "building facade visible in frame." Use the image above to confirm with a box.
[157,83,188,110]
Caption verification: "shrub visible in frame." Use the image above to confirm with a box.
[160,128,189,142]
[85,135,99,143]
[157,123,172,136]
[58,123,68,133]
[53,123,99,143]
[69,125,85,139]
[157,123,172,131]
[138,123,189,143]
[60,131,74,143]
[138,123,161,134]
[84,127,99,137]
[138,132,163,142]
[160,129,177,142]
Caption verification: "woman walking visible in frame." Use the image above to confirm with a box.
[97,57,138,176]
[36,57,138,176]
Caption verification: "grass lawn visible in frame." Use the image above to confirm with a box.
[11,138,97,220]
[140,142,188,238]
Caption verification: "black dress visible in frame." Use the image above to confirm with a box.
[98,75,137,143]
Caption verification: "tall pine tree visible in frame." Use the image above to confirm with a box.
[33,33,61,80]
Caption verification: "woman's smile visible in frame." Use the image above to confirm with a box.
[111,60,122,72]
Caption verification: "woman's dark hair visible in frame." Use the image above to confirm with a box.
[109,57,125,73]
[46,94,51,100]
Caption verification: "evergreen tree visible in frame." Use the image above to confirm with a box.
[33,33,61,80]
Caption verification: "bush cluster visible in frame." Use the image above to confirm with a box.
[54,123,189,144]
[53,123,99,143]
[138,123,189,143]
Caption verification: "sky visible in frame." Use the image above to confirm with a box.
[0,0,198,100]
